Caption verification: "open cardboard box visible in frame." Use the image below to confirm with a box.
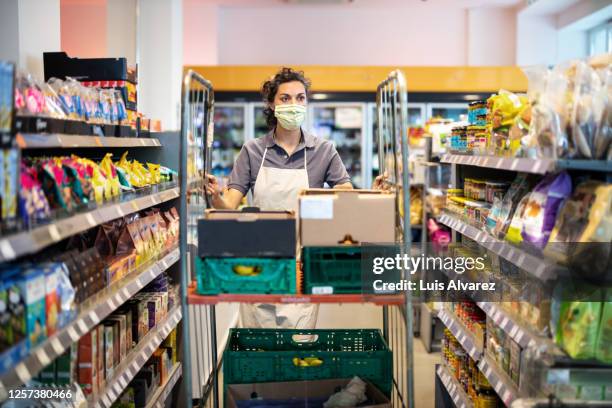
[198,208,296,258]
[226,378,391,408]
[299,189,395,247]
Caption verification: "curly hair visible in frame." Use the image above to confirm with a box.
[262,67,311,129]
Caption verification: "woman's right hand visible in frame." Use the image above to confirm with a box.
[205,174,222,199]
[373,171,391,191]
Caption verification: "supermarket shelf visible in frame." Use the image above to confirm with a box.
[92,305,182,408]
[478,355,519,407]
[440,154,612,174]
[436,364,474,408]
[144,363,182,408]
[511,398,612,407]
[438,213,562,281]
[17,133,161,148]
[0,185,179,262]
[477,302,545,350]
[438,308,483,361]
[441,154,555,174]
[187,286,405,305]
[0,248,180,400]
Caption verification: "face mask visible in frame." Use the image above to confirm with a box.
[274,104,306,131]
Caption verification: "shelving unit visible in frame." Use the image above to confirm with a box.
[17,133,162,149]
[437,308,483,361]
[436,364,474,408]
[440,154,612,174]
[437,212,561,281]
[0,185,179,262]
[91,306,182,408]
[476,302,544,349]
[0,248,179,397]
[144,363,182,408]
[477,355,519,407]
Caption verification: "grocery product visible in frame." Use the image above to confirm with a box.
[555,297,602,360]
[520,171,572,249]
[486,174,533,239]
[78,330,99,395]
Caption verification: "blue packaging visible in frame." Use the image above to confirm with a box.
[19,268,47,348]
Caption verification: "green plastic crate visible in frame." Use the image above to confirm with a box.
[195,257,296,295]
[223,328,392,396]
[303,246,362,294]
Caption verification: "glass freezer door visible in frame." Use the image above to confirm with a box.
[251,102,269,139]
[212,103,248,185]
[370,102,426,182]
[426,103,468,122]
[307,103,367,189]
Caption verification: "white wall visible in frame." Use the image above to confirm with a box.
[107,0,137,65]
[138,0,183,130]
[217,5,468,66]
[467,7,516,66]
[0,0,61,80]
[184,0,218,65]
[516,14,558,66]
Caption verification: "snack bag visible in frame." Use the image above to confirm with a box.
[62,158,89,207]
[555,296,602,360]
[521,171,572,249]
[147,163,160,185]
[571,61,604,159]
[117,218,143,266]
[19,161,51,228]
[40,83,68,119]
[40,159,72,211]
[544,181,609,263]
[486,174,533,239]
[114,90,128,125]
[505,193,531,245]
[100,153,121,197]
[48,78,78,120]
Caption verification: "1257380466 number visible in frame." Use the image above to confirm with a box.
[8,387,73,400]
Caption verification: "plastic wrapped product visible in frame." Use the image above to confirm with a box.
[570,61,604,159]
[594,66,611,160]
[555,295,602,360]
[19,162,51,228]
[595,292,612,363]
[521,171,572,249]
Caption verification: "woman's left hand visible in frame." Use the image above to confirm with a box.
[373,171,391,190]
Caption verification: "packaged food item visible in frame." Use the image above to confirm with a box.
[555,297,602,360]
[19,269,47,348]
[106,314,127,360]
[4,149,19,225]
[505,193,531,245]
[103,322,115,379]
[100,153,121,197]
[117,217,143,266]
[19,161,51,228]
[570,61,604,159]
[97,325,105,390]
[43,266,59,336]
[595,291,611,364]
[593,67,611,160]
[521,171,572,249]
[487,174,534,239]
[78,330,98,395]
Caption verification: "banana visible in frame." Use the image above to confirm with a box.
[233,265,256,276]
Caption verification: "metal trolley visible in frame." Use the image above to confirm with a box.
[179,70,416,408]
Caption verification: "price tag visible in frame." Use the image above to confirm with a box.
[36,347,51,366]
[67,326,79,341]
[77,319,89,334]
[86,213,96,226]
[51,337,64,354]
[15,363,31,383]
[0,239,16,260]
[49,224,61,242]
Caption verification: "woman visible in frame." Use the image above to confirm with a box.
[205,67,352,328]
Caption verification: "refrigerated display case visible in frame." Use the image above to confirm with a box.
[426,103,468,122]
[369,102,426,187]
[251,102,269,139]
[212,103,248,183]
[307,102,367,188]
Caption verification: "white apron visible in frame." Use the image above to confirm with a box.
[240,146,319,329]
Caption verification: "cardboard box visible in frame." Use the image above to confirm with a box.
[103,324,114,380]
[226,379,391,408]
[299,189,395,246]
[198,209,296,257]
[77,330,98,395]
[43,266,59,336]
[106,315,127,360]
[96,325,105,390]
[19,269,47,348]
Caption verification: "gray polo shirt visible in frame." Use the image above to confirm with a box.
[227,129,351,195]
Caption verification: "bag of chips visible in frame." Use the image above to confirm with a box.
[521,171,572,249]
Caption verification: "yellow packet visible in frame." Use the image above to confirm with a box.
[147,163,160,184]
[100,153,121,197]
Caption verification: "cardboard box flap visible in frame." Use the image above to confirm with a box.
[205,208,294,220]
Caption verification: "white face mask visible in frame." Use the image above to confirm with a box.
[274,104,306,131]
